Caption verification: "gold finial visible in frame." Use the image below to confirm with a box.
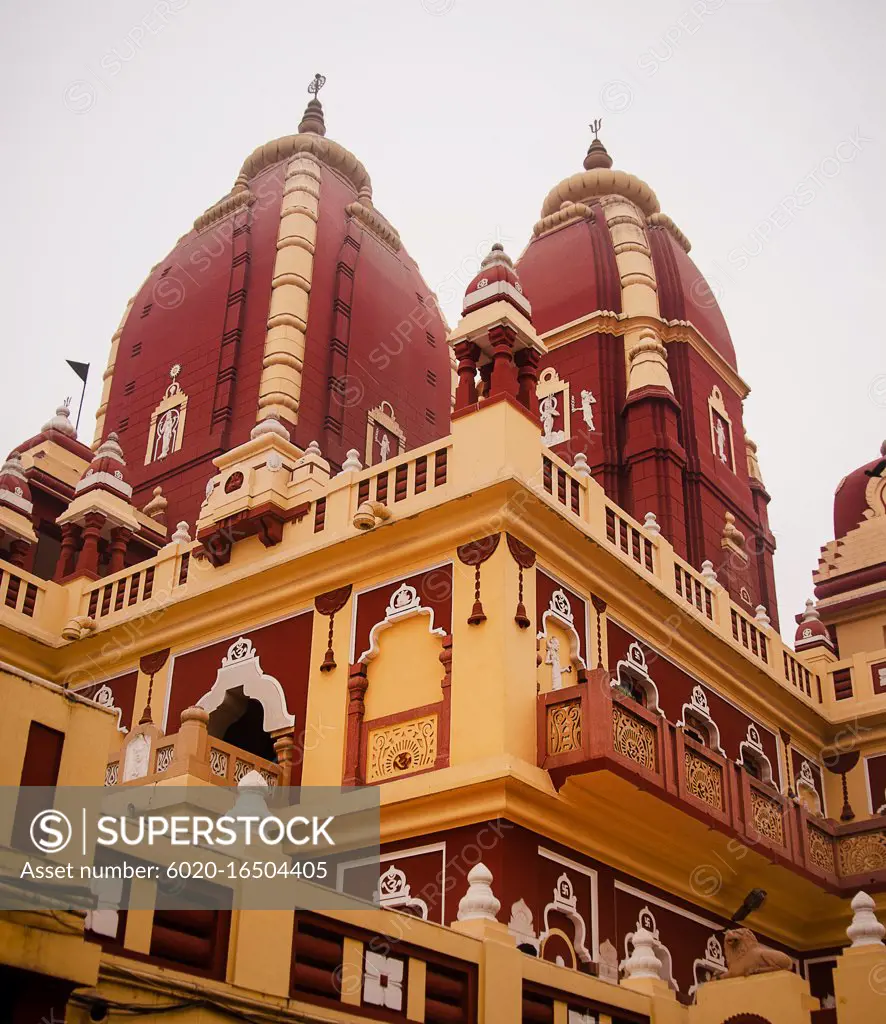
[299,73,327,136]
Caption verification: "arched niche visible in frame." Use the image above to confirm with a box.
[537,588,587,693]
[738,723,774,785]
[196,637,294,734]
[677,685,726,756]
[613,642,663,714]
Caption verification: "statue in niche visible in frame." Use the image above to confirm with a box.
[540,394,566,446]
[376,428,391,463]
[715,417,729,464]
[545,635,572,690]
[155,408,179,461]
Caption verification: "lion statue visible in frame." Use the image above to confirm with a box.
[720,927,793,978]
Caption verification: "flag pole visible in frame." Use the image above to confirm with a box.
[66,360,90,432]
[75,373,87,431]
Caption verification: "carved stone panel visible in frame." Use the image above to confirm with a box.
[684,750,723,810]
[807,823,836,874]
[548,700,582,755]
[750,789,785,845]
[838,831,886,875]
[612,703,657,771]
[366,714,438,783]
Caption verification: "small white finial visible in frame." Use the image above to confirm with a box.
[42,401,77,439]
[305,440,321,457]
[171,521,192,544]
[251,416,290,441]
[340,449,363,473]
[572,452,591,478]
[642,512,661,536]
[621,927,663,979]
[94,432,126,464]
[848,891,885,947]
[700,560,719,585]
[457,863,501,922]
[754,605,771,630]
[802,599,820,622]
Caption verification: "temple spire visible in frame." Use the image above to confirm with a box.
[584,117,613,170]
[298,72,327,136]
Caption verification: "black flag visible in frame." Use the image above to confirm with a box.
[66,360,89,383]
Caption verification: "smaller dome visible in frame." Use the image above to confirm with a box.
[794,599,833,651]
[833,440,886,539]
[75,432,133,500]
[41,402,77,439]
[463,243,532,320]
[0,451,33,517]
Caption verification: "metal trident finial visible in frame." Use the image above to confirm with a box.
[308,73,327,98]
[589,118,603,141]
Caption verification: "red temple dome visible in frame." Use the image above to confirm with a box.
[463,243,532,320]
[75,432,132,500]
[833,441,886,539]
[516,135,737,369]
[0,452,33,517]
[94,86,451,530]
[794,599,834,651]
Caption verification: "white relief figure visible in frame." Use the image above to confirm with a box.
[715,418,729,464]
[155,408,179,460]
[122,734,151,782]
[572,389,597,431]
[376,429,391,463]
[545,635,572,690]
[540,394,566,446]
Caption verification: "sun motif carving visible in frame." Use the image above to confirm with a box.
[684,749,722,809]
[806,823,836,874]
[750,789,785,844]
[838,832,886,875]
[366,715,437,783]
[612,703,656,770]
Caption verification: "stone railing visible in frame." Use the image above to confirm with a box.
[0,400,824,719]
[0,564,44,620]
[105,708,282,789]
[537,677,886,891]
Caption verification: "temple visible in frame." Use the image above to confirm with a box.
[1,81,885,1024]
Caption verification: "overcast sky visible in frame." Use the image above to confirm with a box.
[1,0,883,635]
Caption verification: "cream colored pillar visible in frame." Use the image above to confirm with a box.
[256,151,322,426]
[599,195,673,396]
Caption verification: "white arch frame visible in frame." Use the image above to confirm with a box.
[539,873,592,965]
[677,685,726,756]
[357,583,446,664]
[613,642,664,715]
[688,933,727,999]
[537,589,588,671]
[737,723,774,784]
[375,864,429,920]
[196,637,294,732]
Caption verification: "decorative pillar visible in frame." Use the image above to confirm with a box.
[107,527,132,575]
[343,664,368,786]
[487,324,518,399]
[453,341,479,411]
[73,512,105,579]
[437,635,453,767]
[6,539,31,569]
[54,522,82,581]
[515,348,541,416]
[779,729,795,798]
[273,732,295,787]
